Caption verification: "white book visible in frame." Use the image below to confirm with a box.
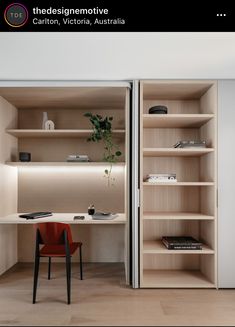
[147,173,176,178]
[147,179,177,183]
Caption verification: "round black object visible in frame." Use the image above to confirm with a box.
[19,152,31,162]
[148,105,168,114]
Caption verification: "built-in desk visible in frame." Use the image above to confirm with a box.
[0,213,127,276]
[0,213,126,224]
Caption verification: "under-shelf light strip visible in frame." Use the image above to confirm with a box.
[17,165,125,173]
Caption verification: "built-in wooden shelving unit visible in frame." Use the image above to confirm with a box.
[140,80,217,288]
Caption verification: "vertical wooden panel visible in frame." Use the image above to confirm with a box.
[218,80,235,288]
[0,96,18,275]
[200,83,218,287]
[139,81,144,285]
[124,88,130,283]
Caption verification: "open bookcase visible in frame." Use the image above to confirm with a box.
[139,80,217,288]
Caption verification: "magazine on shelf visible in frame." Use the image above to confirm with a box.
[92,212,118,220]
[162,236,202,250]
[145,173,177,183]
[173,141,206,148]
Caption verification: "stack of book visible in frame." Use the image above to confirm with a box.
[92,212,118,220]
[173,140,206,148]
[145,173,177,183]
[162,236,202,250]
[66,154,89,162]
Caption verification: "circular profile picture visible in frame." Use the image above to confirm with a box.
[4,3,28,28]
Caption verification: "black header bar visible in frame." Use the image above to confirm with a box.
[0,0,234,32]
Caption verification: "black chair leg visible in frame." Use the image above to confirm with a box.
[48,257,51,280]
[79,246,83,280]
[32,256,40,304]
[64,229,71,304]
[65,254,71,304]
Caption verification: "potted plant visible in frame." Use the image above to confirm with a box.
[84,113,122,186]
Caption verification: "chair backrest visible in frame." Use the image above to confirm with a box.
[35,222,73,245]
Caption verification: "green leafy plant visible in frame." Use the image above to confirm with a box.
[84,112,122,186]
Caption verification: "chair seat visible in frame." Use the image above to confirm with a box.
[40,242,82,257]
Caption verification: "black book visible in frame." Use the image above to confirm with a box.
[19,212,53,220]
[162,236,202,250]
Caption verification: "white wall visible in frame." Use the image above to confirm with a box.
[218,81,235,288]
[0,32,235,79]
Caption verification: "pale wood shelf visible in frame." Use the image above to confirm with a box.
[6,129,125,138]
[143,212,214,220]
[143,240,214,254]
[142,270,215,288]
[143,148,214,157]
[5,162,126,167]
[0,213,126,224]
[143,114,214,128]
[143,182,214,186]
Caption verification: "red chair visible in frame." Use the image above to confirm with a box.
[32,222,83,304]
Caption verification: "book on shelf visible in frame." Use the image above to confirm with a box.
[92,212,118,220]
[161,236,202,250]
[66,154,89,162]
[173,140,206,148]
[145,173,177,183]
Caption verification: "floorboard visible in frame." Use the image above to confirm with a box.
[0,263,235,326]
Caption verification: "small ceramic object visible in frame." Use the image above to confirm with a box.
[45,120,55,130]
[88,204,95,215]
[148,105,168,114]
[19,152,31,162]
[42,112,48,129]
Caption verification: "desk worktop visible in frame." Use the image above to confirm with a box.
[0,213,126,224]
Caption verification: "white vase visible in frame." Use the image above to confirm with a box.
[42,112,48,129]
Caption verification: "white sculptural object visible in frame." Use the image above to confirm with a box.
[45,120,55,130]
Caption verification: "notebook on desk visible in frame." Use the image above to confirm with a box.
[19,212,53,220]
[91,212,118,220]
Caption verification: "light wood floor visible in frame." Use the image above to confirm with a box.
[0,263,235,326]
